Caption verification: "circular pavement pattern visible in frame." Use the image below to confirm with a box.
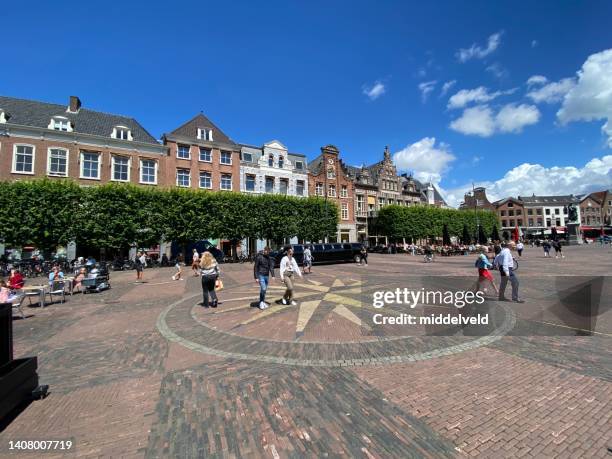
[157,274,517,367]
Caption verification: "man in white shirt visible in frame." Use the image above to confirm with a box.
[494,242,523,303]
[279,247,303,306]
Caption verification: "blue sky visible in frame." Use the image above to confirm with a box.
[3,0,612,205]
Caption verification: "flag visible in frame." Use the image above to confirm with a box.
[513,225,519,242]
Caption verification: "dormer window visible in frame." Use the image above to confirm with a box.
[0,109,9,124]
[268,155,274,167]
[48,116,73,132]
[197,128,213,141]
[295,160,303,170]
[112,126,132,141]
[278,156,284,168]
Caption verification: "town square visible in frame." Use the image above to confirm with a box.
[1,0,612,458]
[1,246,611,457]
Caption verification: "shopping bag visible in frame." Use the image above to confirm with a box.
[215,279,224,291]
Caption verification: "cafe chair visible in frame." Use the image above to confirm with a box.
[47,281,66,304]
[11,293,26,318]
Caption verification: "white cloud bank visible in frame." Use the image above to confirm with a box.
[440,80,456,97]
[456,31,503,62]
[392,137,456,184]
[447,86,516,109]
[362,81,386,100]
[418,80,437,102]
[442,155,612,208]
[557,48,612,147]
[527,77,576,103]
[449,103,540,137]
[526,75,548,86]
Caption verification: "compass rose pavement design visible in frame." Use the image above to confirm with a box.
[158,268,516,366]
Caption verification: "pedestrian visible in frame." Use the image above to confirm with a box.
[280,247,302,306]
[552,240,565,259]
[473,247,498,296]
[543,239,551,257]
[494,242,523,303]
[134,251,144,281]
[191,248,200,276]
[360,246,368,266]
[516,241,524,257]
[254,246,275,310]
[199,251,219,308]
[172,254,183,280]
[303,245,313,274]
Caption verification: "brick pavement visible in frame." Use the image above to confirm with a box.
[0,244,610,458]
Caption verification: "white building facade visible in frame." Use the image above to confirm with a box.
[239,140,309,253]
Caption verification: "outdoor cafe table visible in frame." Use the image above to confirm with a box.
[21,284,49,307]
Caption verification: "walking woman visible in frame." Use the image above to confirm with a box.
[191,248,200,276]
[473,247,498,296]
[199,251,220,308]
[279,247,302,306]
[134,251,144,281]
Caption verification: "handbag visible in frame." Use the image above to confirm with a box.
[215,279,224,291]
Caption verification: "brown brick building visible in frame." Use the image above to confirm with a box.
[307,145,356,242]
[493,197,525,231]
[0,95,167,186]
[460,187,496,211]
[162,114,240,191]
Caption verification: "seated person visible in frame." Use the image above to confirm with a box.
[8,268,25,291]
[72,267,87,292]
[48,266,65,285]
[0,279,12,303]
[88,265,100,279]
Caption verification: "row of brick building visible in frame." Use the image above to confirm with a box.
[460,187,612,239]
[0,94,445,249]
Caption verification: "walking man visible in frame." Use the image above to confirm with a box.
[254,246,275,310]
[494,242,523,303]
[516,241,524,257]
[280,247,302,306]
[303,245,313,274]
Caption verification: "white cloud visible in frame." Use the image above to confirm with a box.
[456,31,503,62]
[557,48,612,147]
[496,103,541,133]
[392,137,456,184]
[362,81,386,100]
[440,80,456,97]
[449,105,496,137]
[450,103,540,137]
[486,62,508,80]
[527,78,576,103]
[443,155,612,207]
[418,80,437,102]
[526,75,548,86]
[471,155,483,165]
[447,86,516,109]
[531,40,539,48]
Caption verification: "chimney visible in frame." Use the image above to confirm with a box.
[68,96,81,113]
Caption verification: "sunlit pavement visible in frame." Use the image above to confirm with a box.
[1,245,611,458]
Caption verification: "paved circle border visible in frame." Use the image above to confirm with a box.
[156,293,517,367]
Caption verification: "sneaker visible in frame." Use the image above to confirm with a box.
[259,301,267,310]
[498,297,509,302]
[291,300,297,306]
[513,299,525,303]
[281,298,288,305]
